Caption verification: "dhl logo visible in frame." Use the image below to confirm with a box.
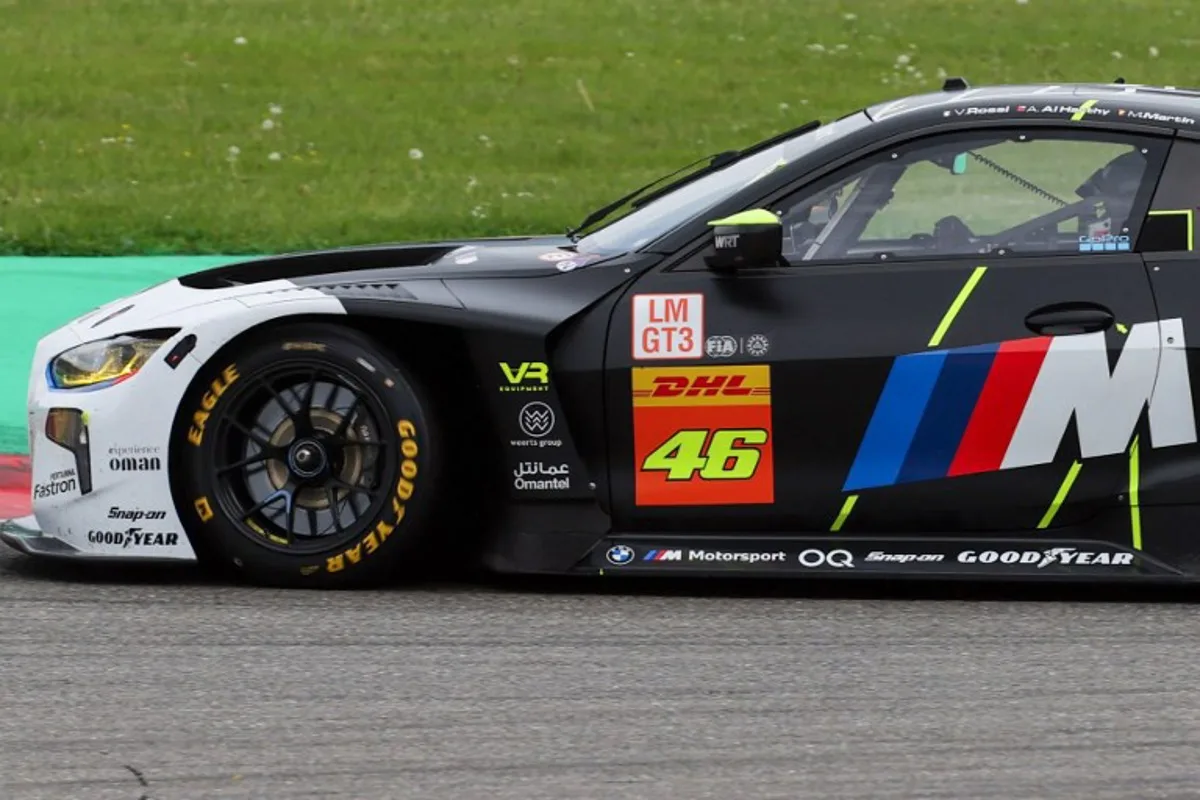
[648,374,758,397]
[632,365,771,407]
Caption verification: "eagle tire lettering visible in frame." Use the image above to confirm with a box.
[186,363,240,447]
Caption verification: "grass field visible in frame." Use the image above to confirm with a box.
[2,0,1197,255]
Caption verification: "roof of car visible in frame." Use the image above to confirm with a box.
[863,80,1200,131]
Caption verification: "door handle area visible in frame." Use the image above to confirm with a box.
[1025,302,1115,336]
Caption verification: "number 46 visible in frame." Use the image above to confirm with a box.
[642,428,768,481]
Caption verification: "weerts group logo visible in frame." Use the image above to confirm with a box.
[510,401,563,449]
[518,402,555,437]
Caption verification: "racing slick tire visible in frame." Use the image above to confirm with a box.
[173,322,442,589]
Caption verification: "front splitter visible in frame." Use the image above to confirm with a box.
[0,515,81,557]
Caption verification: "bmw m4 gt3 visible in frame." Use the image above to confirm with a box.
[11,78,1200,588]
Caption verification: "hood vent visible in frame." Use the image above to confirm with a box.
[177,244,457,289]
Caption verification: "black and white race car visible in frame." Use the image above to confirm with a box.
[10,78,1200,588]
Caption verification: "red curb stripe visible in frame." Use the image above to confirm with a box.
[0,454,32,519]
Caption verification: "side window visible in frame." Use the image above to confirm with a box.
[777,131,1162,263]
[1141,139,1200,253]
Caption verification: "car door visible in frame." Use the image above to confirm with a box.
[605,125,1179,537]
[1130,135,1200,512]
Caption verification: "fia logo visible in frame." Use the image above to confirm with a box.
[705,334,770,358]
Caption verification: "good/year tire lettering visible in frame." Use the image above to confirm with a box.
[641,428,768,481]
[324,419,420,573]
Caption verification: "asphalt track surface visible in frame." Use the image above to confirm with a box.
[4,549,1200,800]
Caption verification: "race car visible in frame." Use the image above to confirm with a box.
[11,77,1200,588]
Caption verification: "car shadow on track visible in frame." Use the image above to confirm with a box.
[0,552,222,587]
[483,572,1200,605]
[5,550,1200,604]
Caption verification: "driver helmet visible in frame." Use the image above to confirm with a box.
[1076,150,1147,238]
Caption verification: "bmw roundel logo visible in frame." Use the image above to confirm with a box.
[605,545,635,565]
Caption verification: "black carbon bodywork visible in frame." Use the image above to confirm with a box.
[173,80,1200,583]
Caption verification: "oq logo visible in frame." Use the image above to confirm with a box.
[797,549,854,568]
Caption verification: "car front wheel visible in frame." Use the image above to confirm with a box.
[173,323,441,588]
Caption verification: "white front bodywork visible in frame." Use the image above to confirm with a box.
[24,277,346,560]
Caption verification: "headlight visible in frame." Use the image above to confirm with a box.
[48,335,170,390]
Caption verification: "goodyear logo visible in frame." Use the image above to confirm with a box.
[631,365,770,407]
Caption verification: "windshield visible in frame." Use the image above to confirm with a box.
[576,111,874,254]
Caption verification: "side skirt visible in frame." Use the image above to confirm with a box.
[479,503,1200,581]
[573,535,1185,580]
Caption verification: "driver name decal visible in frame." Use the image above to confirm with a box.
[632,364,774,506]
[632,293,704,360]
[843,318,1196,491]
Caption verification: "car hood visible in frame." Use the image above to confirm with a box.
[45,235,627,351]
[176,235,623,289]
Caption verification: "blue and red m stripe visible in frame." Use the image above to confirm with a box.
[843,336,1054,492]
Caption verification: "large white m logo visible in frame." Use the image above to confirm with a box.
[1002,318,1197,469]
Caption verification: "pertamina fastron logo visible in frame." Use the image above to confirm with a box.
[632,364,774,506]
[632,293,704,360]
[33,469,77,500]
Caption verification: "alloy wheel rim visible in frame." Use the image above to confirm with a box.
[210,362,395,554]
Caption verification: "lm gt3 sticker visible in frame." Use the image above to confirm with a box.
[632,364,774,506]
[632,293,704,360]
[844,318,1196,491]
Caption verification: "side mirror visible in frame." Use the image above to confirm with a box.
[703,209,783,271]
